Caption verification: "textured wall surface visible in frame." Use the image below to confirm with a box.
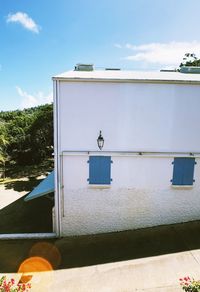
[61,187,200,236]
[60,155,200,236]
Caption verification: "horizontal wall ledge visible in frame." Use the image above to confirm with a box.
[61,151,200,158]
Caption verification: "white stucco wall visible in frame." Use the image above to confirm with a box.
[58,82,200,152]
[60,155,200,236]
[54,79,200,236]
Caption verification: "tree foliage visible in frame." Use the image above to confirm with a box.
[180,53,200,67]
[0,104,53,166]
[28,104,53,164]
[0,120,8,164]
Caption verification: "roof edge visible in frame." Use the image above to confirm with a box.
[52,76,200,85]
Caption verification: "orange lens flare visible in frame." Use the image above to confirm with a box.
[18,256,53,273]
[18,242,61,284]
[18,274,33,284]
[18,256,53,284]
[29,242,61,269]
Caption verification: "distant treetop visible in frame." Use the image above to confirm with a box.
[180,53,200,67]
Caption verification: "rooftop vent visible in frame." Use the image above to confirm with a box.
[74,64,94,71]
[180,66,200,74]
[105,68,121,71]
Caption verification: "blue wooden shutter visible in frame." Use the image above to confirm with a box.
[172,158,196,185]
[89,156,112,184]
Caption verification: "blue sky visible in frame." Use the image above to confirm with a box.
[1,0,200,111]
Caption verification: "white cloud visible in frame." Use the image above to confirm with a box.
[16,86,52,109]
[7,12,40,33]
[117,41,200,67]
[114,43,122,49]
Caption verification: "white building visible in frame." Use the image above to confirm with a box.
[52,66,200,237]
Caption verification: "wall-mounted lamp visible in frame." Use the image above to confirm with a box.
[97,130,104,150]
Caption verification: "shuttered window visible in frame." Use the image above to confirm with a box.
[88,156,112,185]
[171,158,196,186]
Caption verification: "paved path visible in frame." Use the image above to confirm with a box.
[1,221,200,291]
[0,184,27,209]
[25,250,200,291]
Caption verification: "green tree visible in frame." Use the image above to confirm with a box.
[0,103,53,166]
[6,110,35,165]
[0,120,9,179]
[0,120,8,163]
[29,104,53,164]
[180,53,200,67]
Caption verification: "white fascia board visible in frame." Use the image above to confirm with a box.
[52,70,200,85]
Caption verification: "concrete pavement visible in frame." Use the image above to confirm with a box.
[25,250,200,292]
[1,221,200,291]
[0,184,26,209]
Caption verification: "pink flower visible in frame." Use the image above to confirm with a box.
[11,278,15,285]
